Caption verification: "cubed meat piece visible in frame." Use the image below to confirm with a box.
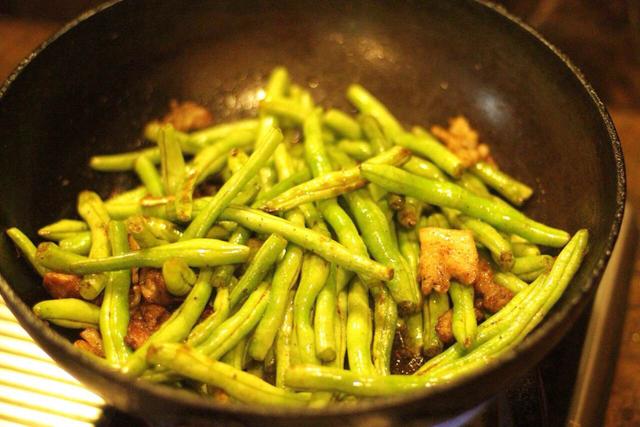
[139,268,173,306]
[161,100,214,132]
[418,228,479,294]
[431,116,493,167]
[42,272,82,299]
[125,304,170,350]
[474,258,514,313]
[435,309,455,345]
[74,327,104,357]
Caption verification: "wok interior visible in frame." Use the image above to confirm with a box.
[0,0,621,419]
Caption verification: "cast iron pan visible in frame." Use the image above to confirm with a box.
[0,0,625,425]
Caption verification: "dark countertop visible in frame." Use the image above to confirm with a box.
[1,2,639,424]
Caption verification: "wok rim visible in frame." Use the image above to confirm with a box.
[0,0,626,420]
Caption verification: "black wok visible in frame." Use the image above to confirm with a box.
[0,0,625,425]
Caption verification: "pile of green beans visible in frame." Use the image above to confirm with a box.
[6,66,587,407]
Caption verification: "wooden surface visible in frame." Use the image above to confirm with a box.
[0,9,639,425]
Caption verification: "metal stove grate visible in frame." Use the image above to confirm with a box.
[0,299,104,426]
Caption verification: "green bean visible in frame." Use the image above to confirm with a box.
[181,125,283,240]
[371,285,398,375]
[157,124,187,199]
[261,98,310,125]
[6,228,49,276]
[90,147,161,171]
[359,114,392,154]
[511,239,541,257]
[38,219,89,241]
[494,272,528,294]
[123,269,214,376]
[285,365,432,397]
[33,299,100,329]
[220,206,393,282]
[425,213,451,229]
[260,168,366,212]
[336,140,373,161]
[134,154,164,197]
[333,288,348,369]
[100,221,131,366]
[264,66,290,101]
[387,194,405,211]
[149,217,182,241]
[449,282,477,349]
[148,343,310,406]
[402,156,448,182]
[77,191,111,300]
[37,239,249,274]
[187,287,230,346]
[314,265,342,362]
[229,234,287,308]
[252,169,312,207]
[323,109,362,139]
[249,238,304,361]
[361,164,570,247]
[126,215,169,248]
[106,187,148,205]
[211,227,252,288]
[276,290,296,389]
[346,84,404,138]
[257,164,277,199]
[445,210,514,271]
[404,310,424,356]
[347,278,376,375]
[397,227,419,275]
[398,197,424,229]
[456,171,491,198]
[423,292,449,357]
[295,252,330,365]
[470,162,533,206]
[188,119,259,150]
[221,336,248,370]
[162,258,197,296]
[59,232,92,255]
[395,133,463,178]
[511,255,553,275]
[343,189,420,313]
[198,282,270,359]
[518,268,547,283]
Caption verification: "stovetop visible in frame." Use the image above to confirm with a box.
[0,206,636,427]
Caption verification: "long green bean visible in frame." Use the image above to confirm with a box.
[220,206,393,281]
[6,228,49,276]
[323,109,362,139]
[147,343,310,406]
[37,239,249,274]
[294,252,330,365]
[33,299,100,329]
[449,282,477,349]
[346,84,404,138]
[38,219,88,241]
[134,154,164,197]
[371,285,398,375]
[100,221,131,366]
[470,162,533,206]
[346,278,375,375]
[361,164,570,247]
[77,191,111,300]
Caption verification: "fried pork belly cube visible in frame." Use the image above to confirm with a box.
[430,116,493,167]
[161,100,214,132]
[418,227,479,294]
[474,258,514,313]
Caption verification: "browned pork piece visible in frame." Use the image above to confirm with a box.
[418,228,479,294]
[474,258,514,313]
[42,272,83,299]
[138,268,173,306]
[161,100,214,132]
[125,304,170,350]
[430,116,493,167]
[74,327,104,357]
